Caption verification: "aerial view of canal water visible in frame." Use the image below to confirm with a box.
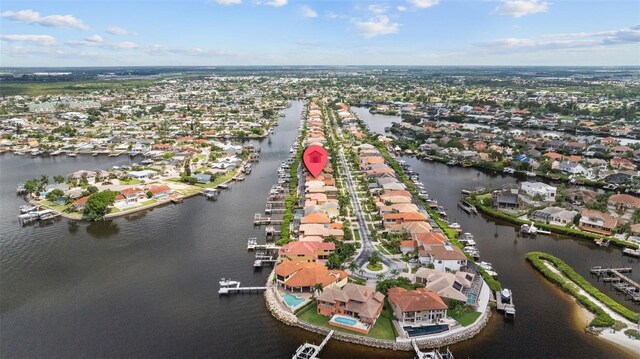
[1,101,637,358]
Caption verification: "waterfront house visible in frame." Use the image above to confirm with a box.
[387,221,433,235]
[120,187,146,204]
[531,206,578,226]
[388,287,448,328]
[145,184,173,199]
[579,209,619,236]
[607,194,640,222]
[193,173,212,183]
[275,260,347,292]
[128,170,156,180]
[400,240,418,254]
[72,196,89,212]
[414,268,475,303]
[316,283,385,334]
[418,243,467,272]
[278,241,335,262]
[492,189,520,210]
[520,182,556,202]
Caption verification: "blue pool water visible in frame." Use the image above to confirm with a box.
[404,324,449,337]
[282,293,304,308]
[334,316,357,326]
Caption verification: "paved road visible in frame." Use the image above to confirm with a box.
[338,149,404,280]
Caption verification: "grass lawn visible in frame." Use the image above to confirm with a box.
[119,178,142,185]
[141,199,156,206]
[297,302,396,340]
[40,200,70,213]
[448,311,482,327]
[353,229,361,241]
[197,170,237,189]
[109,207,122,214]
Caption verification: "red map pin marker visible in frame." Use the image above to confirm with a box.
[303,145,328,177]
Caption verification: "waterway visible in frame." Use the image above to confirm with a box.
[1,101,637,358]
[355,109,639,358]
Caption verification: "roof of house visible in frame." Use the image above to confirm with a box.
[275,261,347,288]
[301,212,331,224]
[420,244,467,261]
[278,241,335,257]
[317,283,385,319]
[608,194,640,208]
[388,287,448,312]
[580,209,619,229]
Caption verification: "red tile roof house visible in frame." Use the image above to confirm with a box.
[120,187,146,204]
[388,287,448,329]
[607,194,640,223]
[275,260,347,292]
[579,209,619,236]
[316,283,385,334]
[72,196,89,211]
[610,157,637,171]
[383,212,428,229]
[278,241,335,262]
[145,185,173,199]
[400,240,418,254]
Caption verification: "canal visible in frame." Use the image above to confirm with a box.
[1,101,637,358]
[355,108,639,358]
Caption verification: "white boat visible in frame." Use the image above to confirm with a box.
[500,288,512,302]
[67,152,78,157]
[503,167,515,174]
[20,205,37,213]
[520,223,538,235]
[525,171,537,177]
[485,270,498,277]
[478,261,493,271]
[449,222,461,230]
[623,248,640,258]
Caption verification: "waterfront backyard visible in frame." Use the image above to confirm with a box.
[297,301,397,340]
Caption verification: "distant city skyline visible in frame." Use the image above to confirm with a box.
[1,0,639,67]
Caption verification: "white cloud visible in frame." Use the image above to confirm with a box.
[112,41,139,50]
[326,12,339,20]
[106,26,131,35]
[260,0,287,7]
[397,6,408,12]
[210,0,242,5]
[0,34,57,46]
[1,9,89,30]
[354,15,400,38]
[407,0,440,9]
[480,26,640,51]
[86,35,104,43]
[493,1,549,18]
[301,5,318,18]
[368,5,388,14]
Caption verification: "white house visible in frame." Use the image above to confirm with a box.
[418,244,467,272]
[520,181,557,202]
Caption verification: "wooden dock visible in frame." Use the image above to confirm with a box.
[411,340,454,359]
[590,266,640,302]
[254,213,283,225]
[495,290,516,318]
[292,330,334,359]
[247,238,280,251]
[254,251,278,268]
[218,279,267,295]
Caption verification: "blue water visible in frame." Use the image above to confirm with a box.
[334,316,357,326]
[404,324,450,337]
[283,294,304,308]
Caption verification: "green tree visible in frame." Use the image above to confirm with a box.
[24,178,39,194]
[45,189,65,201]
[53,175,65,184]
[83,190,117,221]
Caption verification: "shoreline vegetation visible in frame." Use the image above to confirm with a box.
[526,252,638,326]
[466,193,639,250]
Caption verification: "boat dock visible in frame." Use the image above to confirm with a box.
[18,209,61,226]
[292,330,334,359]
[254,251,278,268]
[218,278,267,295]
[247,238,280,251]
[590,266,640,302]
[411,340,454,359]
[253,213,283,225]
[495,290,516,319]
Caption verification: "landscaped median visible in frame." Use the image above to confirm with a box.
[468,195,639,250]
[526,251,639,327]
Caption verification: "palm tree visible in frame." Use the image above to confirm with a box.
[348,261,359,274]
[376,273,385,282]
[313,283,324,297]
[390,269,400,276]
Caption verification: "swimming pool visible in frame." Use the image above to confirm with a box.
[282,293,305,308]
[333,316,357,326]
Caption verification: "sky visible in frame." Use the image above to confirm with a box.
[1,0,639,67]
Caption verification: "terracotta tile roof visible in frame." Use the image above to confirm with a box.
[388,287,447,312]
[413,232,447,245]
[301,212,331,224]
[275,261,346,288]
[608,194,640,207]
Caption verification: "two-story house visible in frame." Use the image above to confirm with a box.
[316,283,385,334]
